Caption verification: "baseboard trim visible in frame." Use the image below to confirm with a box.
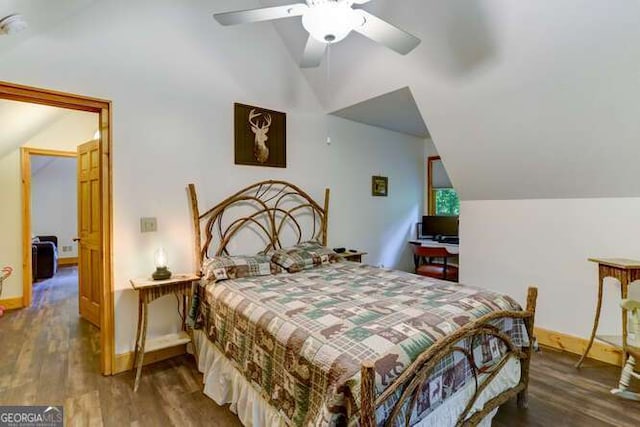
[113,343,188,375]
[534,327,622,366]
[58,257,78,267]
[0,297,24,310]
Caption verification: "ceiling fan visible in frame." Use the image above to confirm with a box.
[213,0,421,68]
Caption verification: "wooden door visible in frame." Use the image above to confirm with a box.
[77,140,101,327]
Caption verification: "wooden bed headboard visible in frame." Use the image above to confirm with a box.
[187,180,330,271]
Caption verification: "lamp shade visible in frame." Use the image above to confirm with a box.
[152,248,172,280]
[154,248,168,269]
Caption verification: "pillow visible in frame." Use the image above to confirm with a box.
[270,241,341,273]
[258,240,325,257]
[202,255,281,282]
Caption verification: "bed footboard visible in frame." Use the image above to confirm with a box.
[361,286,538,427]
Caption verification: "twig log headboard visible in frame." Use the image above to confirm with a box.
[187,180,329,272]
[187,180,538,426]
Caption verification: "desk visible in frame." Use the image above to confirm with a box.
[409,239,459,271]
[575,258,640,368]
[130,273,199,391]
[409,238,459,254]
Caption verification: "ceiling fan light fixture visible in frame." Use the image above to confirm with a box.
[212,0,421,68]
[302,2,358,44]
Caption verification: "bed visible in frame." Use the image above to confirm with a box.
[186,180,537,427]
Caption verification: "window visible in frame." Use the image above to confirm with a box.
[434,188,460,216]
[428,156,460,216]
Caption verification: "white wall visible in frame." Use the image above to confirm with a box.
[326,117,425,272]
[461,198,640,339]
[0,110,97,298]
[0,0,426,353]
[32,157,78,258]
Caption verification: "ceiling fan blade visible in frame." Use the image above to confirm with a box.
[351,0,372,4]
[353,10,421,55]
[300,35,327,68]
[214,4,308,26]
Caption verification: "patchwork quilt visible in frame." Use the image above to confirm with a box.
[192,262,528,426]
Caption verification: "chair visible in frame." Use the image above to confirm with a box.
[611,299,640,401]
[412,244,459,282]
[32,235,58,280]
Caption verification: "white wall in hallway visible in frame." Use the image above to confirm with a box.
[32,157,78,259]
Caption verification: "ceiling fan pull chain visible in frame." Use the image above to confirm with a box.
[326,43,332,145]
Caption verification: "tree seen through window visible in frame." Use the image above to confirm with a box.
[434,189,460,216]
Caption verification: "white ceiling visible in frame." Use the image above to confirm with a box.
[0,99,66,158]
[255,0,640,200]
[6,0,640,201]
[0,0,96,54]
[0,99,96,159]
[330,87,429,138]
[256,0,430,137]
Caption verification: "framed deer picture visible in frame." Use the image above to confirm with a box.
[234,103,286,168]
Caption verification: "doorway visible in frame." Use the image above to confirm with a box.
[1,81,115,375]
[24,146,104,328]
[27,149,77,284]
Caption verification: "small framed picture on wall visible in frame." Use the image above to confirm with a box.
[372,176,388,197]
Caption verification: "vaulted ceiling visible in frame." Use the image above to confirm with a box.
[0,100,65,158]
[0,99,97,159]
[256,0,640,200]
[5,0,640,201]
[330,87,429,138]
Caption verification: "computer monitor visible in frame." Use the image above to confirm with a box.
[420,216,459,238]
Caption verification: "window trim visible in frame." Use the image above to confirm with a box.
[427,156,440,215]
[427,156,460,216]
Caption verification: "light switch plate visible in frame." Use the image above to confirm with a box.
[140,217,157,233]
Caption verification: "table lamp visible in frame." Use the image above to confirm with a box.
[152,248,172,280]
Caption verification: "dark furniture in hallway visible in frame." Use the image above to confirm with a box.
[32,235,58,280]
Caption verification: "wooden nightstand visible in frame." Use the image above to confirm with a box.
[337,251,367,263]
[130,273,199,391]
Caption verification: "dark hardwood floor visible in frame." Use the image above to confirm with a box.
[0,267,638,426]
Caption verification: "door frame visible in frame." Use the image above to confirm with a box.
[3,81,115,375]
[21,147,77,301]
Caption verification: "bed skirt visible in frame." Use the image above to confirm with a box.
[193,330,520,426]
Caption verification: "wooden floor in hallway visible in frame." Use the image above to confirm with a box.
[1,266,638,426]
